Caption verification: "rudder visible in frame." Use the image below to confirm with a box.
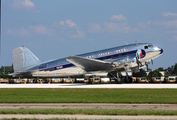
[12,47,41,72]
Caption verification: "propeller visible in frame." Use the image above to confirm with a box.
[136,56,142,69]
[136,56,139,69]
[145,62,149,71]
[151,59,153,65]
[146,63,148,71]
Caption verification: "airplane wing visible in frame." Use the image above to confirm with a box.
[66,56,112,72]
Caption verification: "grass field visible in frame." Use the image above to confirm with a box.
[0,88,177,103]
[0,119,77,120]
[0,109,177,115]
[0,119,72,120]
[0,119,79,120]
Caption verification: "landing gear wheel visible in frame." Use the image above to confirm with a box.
[115,79,122,84]
[124,76,132,83]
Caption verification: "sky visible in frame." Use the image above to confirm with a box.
[1,0,177,70]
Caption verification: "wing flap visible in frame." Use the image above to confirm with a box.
[66,56,112,72]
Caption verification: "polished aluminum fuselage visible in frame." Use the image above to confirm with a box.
[13,43,163,77]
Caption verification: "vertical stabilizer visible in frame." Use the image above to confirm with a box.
[12,47,41,72]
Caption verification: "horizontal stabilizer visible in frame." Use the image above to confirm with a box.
[66,56,112,72]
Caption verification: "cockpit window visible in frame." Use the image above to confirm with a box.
[148,45,153,48]
[144,46,148,49]
[144,45,154,49]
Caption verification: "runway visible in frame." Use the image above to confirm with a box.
[0,115,177,120]
[0,83,177,88]
[0,103,177,110]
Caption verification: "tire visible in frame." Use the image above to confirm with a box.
[115,79,122,84]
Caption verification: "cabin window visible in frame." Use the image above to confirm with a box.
[126,52,129,55]
[111,55,114,58]
[39,65,46,69]
[103,57,107,60]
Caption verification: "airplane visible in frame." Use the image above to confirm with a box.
[12,42,163,83]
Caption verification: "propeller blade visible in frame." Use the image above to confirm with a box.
[145,62,148,71]
[151,59,153,65]
[136,56,140,69]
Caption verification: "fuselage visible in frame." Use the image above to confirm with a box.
[13,43,163,77]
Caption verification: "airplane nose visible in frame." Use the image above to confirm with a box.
[160,48,163,54]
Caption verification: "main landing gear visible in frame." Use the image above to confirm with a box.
[108,70,132,84]
[109,70,122,84]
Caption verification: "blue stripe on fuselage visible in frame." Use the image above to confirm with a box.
[39,49,137,72]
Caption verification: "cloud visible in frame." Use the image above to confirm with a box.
[59,21,65,26]
[110,14,127,21]
[104,22,131,33]
[163,20,177,27]
[11,0,35,9]
[6,27,31,36]
[52,19,85,38]
[162,12,177,17]
[6,25,53,36]
[65,19,77,27]
[137,21,151,28]
[28,25,53,36]
[10,0,39,12]
[137,22,146,28]
[88,23,101,33]
[56,19,77,27]
[7,19,84,39]
[72,28,85,38]
[88,22,139,34]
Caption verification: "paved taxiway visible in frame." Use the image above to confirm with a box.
[0,115,177,120]
[0,103,177,110]
[0,83,177,88]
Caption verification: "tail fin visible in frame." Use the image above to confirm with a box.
[12,47,41,73]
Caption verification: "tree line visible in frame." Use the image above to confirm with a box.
[133,63,177,79]
[0,65,14,78]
